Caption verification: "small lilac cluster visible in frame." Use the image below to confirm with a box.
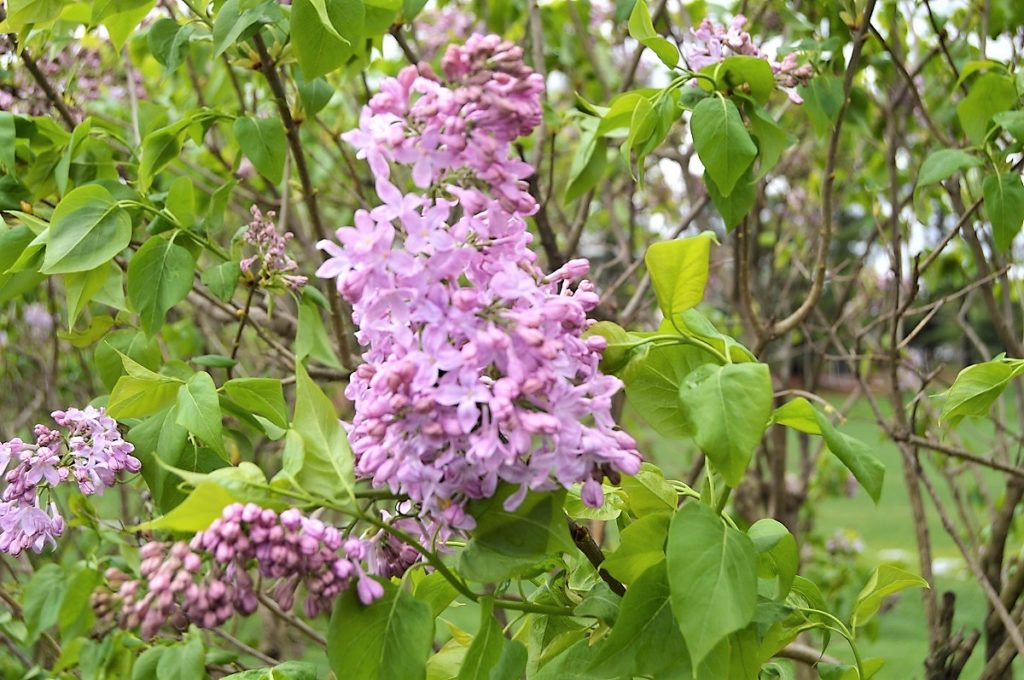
[239,205,307,290]
[319,34,641,530]
[412,3,484,60]
[105,503,381,638]
[685,15,813,103]
[0,407,139,556]
[22,302,54,342]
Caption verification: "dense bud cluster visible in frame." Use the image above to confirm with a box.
[318,34,641,530]
[685,15,813,102]
[102,503,381,638]
[240,205,308,290]
[0,407,138,555]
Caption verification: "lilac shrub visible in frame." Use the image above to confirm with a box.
[318,34,641,530]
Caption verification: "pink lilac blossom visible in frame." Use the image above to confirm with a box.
[0,407,139,555]
[240,205,308,290]
[318,34,641,531]
[412,3,484,60]
[685,15,813,103]
[103,503,381,638]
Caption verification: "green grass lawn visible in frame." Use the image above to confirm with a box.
[627,392,1022,678]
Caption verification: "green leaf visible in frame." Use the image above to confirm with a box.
[165,176,195,228]
[584,320,647,374]
[411,570,459,618]
[223,377,289,429]
[291,0,365,79]
[678,362,773,486]
[798,76,843,136]
[627,0,678,68]
[621,462,677,515]
[994,110,1024,142]
[917,149,982,189]
[138,128,182,192]
[58,313,114,347]
[770,397,822,434]
[96,329,162,391]
[622,343,707,438]
[221,661,319,680]
[64,264,110,330]
[296,293,344,368]
[23,564,66,643]
[588,562,691,677]
[212,0,276,56]
[705,167,754,231]
[136,481,237,531]
[565,118,608,203]
[128,236,196,335]
[201,260,241,302]
[748,105,789,180]
[460,486,574,583]
[233,116,287,185]
[601,511,670,585]
[851,565,929,629]
[5,0,64,31]
[574,582,620,626]
[749,518,797,600]
[813,409,885,503]
[940,359,1023,425]
[644,231,717,320]
[666,502,757,667]
[690,96,757,197]
[328,580,434,680]
[175,371,225,457]
[956,73,1017,145]
[290,362,356,505]
[702,56,776,104]
[155,634,206,680]
[0,112,14,172]
[42,184,132,274]
[59,565,100,640]
[983,173,1024,252]
[457,598,506,680]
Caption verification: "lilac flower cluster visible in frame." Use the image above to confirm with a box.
[23,302,54,342]
[685,15,813,103]
[318,34,641,530]
[239,205,307,290]
[0,407,139,555]
[103,503,381,638]
[412,3,483,60]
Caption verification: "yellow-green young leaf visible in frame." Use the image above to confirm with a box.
[328,580,434,680]
[5,0,64,32]
[956,73,1017,145]
[165,176,195,228]
[0,112,13,172]
[983,174,1024,252]
[108,374,182,419]
[627,0,678,68]
[175,371,226,458]
[690,96,757,197]
[852,565,929,629]
[233,116,287,185]
[940,359,1023,425]
[588,562,691,677]
[96,0,155,50]
[291,0,365,79]
[678,362,773,486]
[813,409,886,503]
[770,397,822,434]
[584,320,648,374]
[136,481,237,532]
[127,236,196,336]
[457,599,506,680]
[666,502,757,667]
[700,55,776,104]
[602,511,670,585]
[622,462,677,515]
[42,185,133,274]
[644,231,717,320]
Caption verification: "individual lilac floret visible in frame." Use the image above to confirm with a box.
[685,15,813,103]
[103,503,382,638]
[0,408,137,556]
[320,35,641,532]
[240,205,308,290]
